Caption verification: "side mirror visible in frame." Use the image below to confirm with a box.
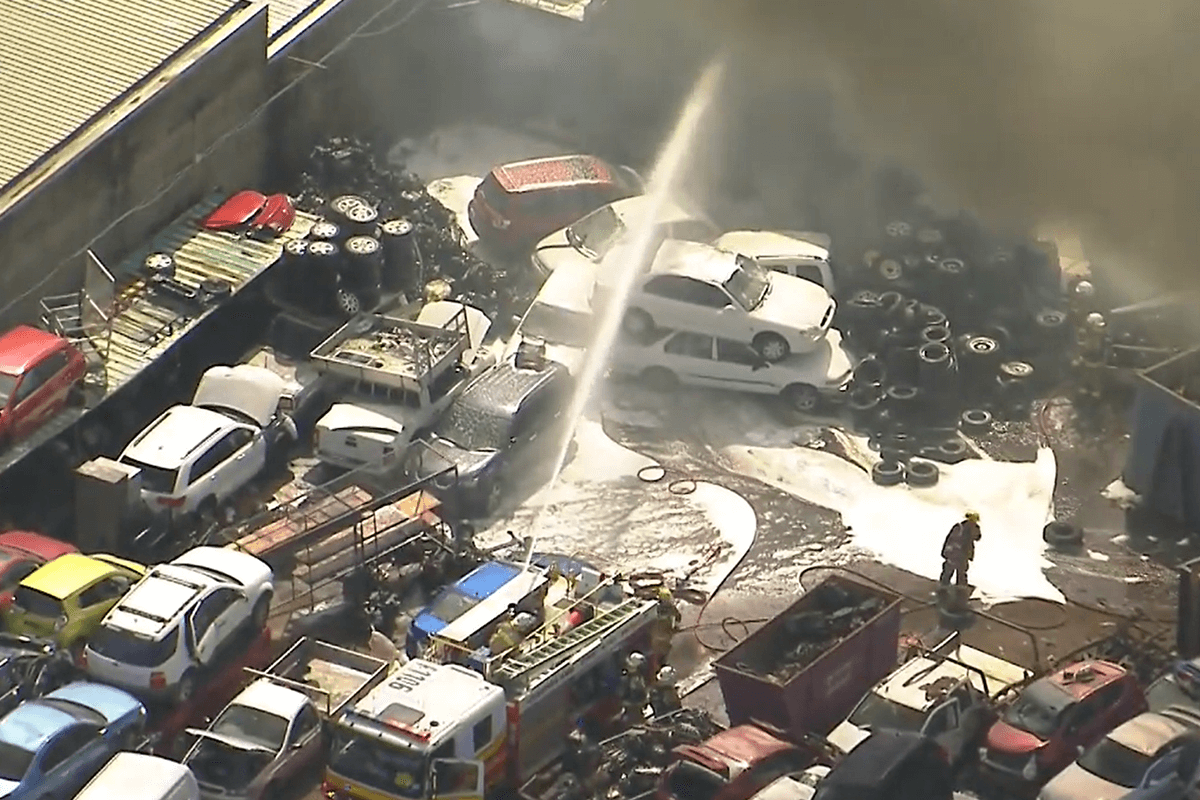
[752,360,769,371]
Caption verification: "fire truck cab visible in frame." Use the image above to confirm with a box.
[324,659,505,800]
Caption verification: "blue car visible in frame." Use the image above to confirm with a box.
[0,681,145,799]
[406,561,524,657]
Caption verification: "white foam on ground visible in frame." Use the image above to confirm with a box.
[478,414,755,598]
[720,443,1061,604]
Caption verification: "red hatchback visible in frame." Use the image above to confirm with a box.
[981,659,1147,789]
[0,326,87,448]
[468,154,643,252]
[0,530,78,611]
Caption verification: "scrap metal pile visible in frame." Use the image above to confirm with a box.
[525,709,722,800]
[291,137,521,319]
[833,209,1074,487]
[736,582,885,682]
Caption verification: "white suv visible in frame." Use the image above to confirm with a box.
[82,546,273,701]
[118,364,297,518]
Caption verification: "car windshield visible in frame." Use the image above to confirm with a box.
[37,697,106,726]
[1077,737,1155,788]
[11,586,62,618]
[427,589,481,624]
[521,303,593,349]
[847,692,929,733]
[329,733,428,799]
[211,705,290,751]
[433,400,509,452]
[0,742,33,782]
[117,456,179,495]
[566,206,624,259]
[88,625,179,668]
[1002,679,1076,739]
[722,257,771,310]
[0,374,17,407]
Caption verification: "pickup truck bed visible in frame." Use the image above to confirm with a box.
[259,636,390,717]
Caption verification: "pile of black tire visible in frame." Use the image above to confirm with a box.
[833,215,1073,488]
[289,137,525,320]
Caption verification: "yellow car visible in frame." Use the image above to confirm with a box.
[5,553,145,650]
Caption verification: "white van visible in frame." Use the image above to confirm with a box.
[74,752,199,800]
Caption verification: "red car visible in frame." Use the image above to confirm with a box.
[203,190,296,238]
[657,725,817,800]
[981,660,1147,788]
[0,530,77,611]
[0,326,88,448]
[468,154,643,252]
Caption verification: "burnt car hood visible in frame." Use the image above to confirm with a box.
[413,437,497,487]
[986,720,1046,755]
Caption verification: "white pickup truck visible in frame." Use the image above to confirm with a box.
[313,302,494,474]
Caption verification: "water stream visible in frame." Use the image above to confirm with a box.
[524,58,726,560]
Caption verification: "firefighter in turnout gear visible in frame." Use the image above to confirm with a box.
[619,652,650,726]
[940,511,982,586]
[649,587,681,670]
[649,665,682,717]
[488,605,522,655]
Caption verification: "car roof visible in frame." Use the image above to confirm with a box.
[878,646,1028,712]
[107,565,214,634]
[715,230,831,261]
[1107,707,1200,756]
[607,195,704,227]
[0,326,67,376]
[532,262,596,316]
[490,154,616,193]
[232,678,310,720]
[21,553,126,599]
[1046,660,1127,698]
[457,561,521,598]
[0,700,74,750]
[648,239,744,285]
[827,730,937,787]
[122,405,237,469]
[459,355,566,418]
[0,531,76,562]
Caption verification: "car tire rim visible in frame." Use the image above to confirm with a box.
[760,339,787,361]
[337,291,361,315]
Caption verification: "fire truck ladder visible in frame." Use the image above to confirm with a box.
[491,597,653,685]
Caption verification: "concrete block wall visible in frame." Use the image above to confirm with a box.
[0,5,271,328]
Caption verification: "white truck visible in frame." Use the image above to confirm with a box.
[312,302,494,474]
[183,637,390,800]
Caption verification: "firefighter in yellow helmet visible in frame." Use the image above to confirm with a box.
[649,586,681,669]
[940,511,982,587]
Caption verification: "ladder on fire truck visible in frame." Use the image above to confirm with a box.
[491,596,656,686]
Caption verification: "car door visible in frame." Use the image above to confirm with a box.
[1065,682,1125,754]
[714,338,773,391]
[75,575,134,639]
[40,723,107,797]
[278,703,323,780]
[192,587,244,664]
[661,333,719,387]
[0,559,40,610]
[431,758,485,800]
[224,426,263,493]
[8,353,66,437]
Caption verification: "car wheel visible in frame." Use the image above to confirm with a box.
[754,333,790,362]
[622,308,654,339]
[177,671,198,703]
[336,288,362,316]
[783,383,820,413]
[252,593,272,631]
[642,367,678,393]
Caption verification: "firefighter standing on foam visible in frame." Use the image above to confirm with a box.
[940,511,982,587]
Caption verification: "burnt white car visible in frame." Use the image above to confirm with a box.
[714,230,838,295]
[504,260,597,375]
[118,365,296,518]
[612,327,853,411]
[600,239,836,362]
[531,194,718,277]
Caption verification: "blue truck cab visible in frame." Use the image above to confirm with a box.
[407,561,528,658]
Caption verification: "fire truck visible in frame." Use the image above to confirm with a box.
[321,574,658,800]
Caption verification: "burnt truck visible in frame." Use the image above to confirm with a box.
[183,637,390,799]
[714,576,903,743]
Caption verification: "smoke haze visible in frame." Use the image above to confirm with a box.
[598,0,1200,295]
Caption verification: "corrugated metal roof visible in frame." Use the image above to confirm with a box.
[0,0,241,191]
[99,193,317,390]
[268,0,321,36]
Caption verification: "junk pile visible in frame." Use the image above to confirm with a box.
[288,137,522,320]
[833,209,1072,485]
[525,709,722,800]
[733,581,885,682]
